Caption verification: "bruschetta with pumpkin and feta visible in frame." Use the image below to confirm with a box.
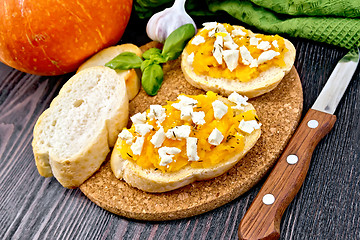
[181,22,296,98]
[110,91,261,192]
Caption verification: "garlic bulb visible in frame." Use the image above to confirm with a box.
[146,0,197,43]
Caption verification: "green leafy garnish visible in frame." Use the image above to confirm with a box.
[105,23,195,95]
[142,48,162,60]
[162,24,196,61]
[140,59,154,72]
[105,52,142,70]
[141,64,164,96]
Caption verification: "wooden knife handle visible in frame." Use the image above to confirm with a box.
[238,109,336,240]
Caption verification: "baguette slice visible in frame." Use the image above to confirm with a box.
[32,66,129,188]
[181,26,296,98]
[110,95,261,193]
[77,44,142,100]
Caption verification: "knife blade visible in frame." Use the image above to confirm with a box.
[238,47,359,240]
[312,48,359,114]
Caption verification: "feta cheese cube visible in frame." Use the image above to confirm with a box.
[202,22,218,30]
[180,106,193,121]
[172,95,198,110]
[171,95,205,125]
[134,123,154,136]
[272,40,279,48]
[239,46,254,66]
[250,37,260,46]
[208,23,227,37]
[231,29,246,37]
[257,50,280,65]
[192,111,206,125]
[118,129,134,145]
[158,147,181,166]
[192,35,205,45]
[208,28,216,37]
[224,41,239,50]
[249,60,259,68]
[131,137,145,156]
[257,41,271,51]
[187,52,195,65]
[178,95,198,105]
[216,24,227,33]
[148,105,166,123]
[186,137,200,161]
[212,100,228,119]
[239,44,262,67]
[130,112,147,124]
[165,125,191,140]
[223,34,238,50]
[222,49,239,72]
[228,92,249,110]
[213,35,223,64]
[239,119,262,134]
[150,126,166,148]
[208,128,224,146]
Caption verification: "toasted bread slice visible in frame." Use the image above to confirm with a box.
[181,25,296,98]
[110,94,261,193]
[77,44,142,100]
[32,66,129,188]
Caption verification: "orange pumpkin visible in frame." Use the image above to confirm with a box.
[0,0,132,75]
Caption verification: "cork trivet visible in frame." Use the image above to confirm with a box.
[80,43,303,221]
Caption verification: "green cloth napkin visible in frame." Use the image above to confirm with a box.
[208,0,360,49]
[135,0,360,49]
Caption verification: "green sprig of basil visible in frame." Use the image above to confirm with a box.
[162,24,196,61]
[143,48,167,65]
[105,23,195,95]
[142,48,162,60]
[141,64,164,96]
[104,52,142,70]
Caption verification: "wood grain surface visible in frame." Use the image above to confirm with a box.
[0,14,359,240]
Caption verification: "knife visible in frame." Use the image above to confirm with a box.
[238,47,359,240]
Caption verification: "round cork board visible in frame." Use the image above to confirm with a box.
[80,43,303,221]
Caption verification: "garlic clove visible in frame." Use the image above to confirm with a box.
[146,0,197,43]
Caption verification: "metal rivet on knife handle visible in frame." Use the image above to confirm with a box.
[286,155,298,164]
[262,194,275,205]
[307,119,319,128]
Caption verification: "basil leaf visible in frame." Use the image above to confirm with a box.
[141,56,166,73]
[105,52,143,70]
[143,48,167,65]
[150,54,167,64]
[141,64,164,96]
[142,48,162,60]
[141,59,153,72]
[162,24,196,61]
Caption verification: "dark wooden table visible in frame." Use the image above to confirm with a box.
[1,12,359,240]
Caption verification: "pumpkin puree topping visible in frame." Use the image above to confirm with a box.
[117,91,261,173]
[185,22,288,82]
